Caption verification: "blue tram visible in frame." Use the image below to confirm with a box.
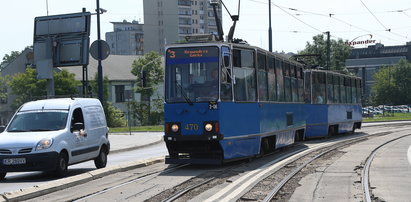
[163,36,362,164]
[304,70,362,138]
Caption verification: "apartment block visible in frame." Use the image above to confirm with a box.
[143,0,222,54]
[106,20,144,55]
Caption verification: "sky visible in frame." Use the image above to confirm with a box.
[0,0,410,59]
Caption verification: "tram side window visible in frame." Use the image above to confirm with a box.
[312,72,326,104]
[333,75,340,103]
[291,65,298,102]
[357,79,362,104]
[351,78,357,103]
[304,71,311,103]
[257,52,268,101]
[297,67,304,102]
[276,59,285,101]
[267,56,276,101]
[340,76,346,104]
[233,49,256,102]
[284,63,292,102]
[290,64,295,77]
[345,77,352,103]
[326,73,334,104]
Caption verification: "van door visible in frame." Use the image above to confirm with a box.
[69,107,96,162]
[82,105,107,156]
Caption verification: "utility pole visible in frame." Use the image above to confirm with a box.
[96,0,104,103]
[326,31,331,70]
[268,0,272,52]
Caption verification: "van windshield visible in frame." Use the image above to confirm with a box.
[7,111,69,132]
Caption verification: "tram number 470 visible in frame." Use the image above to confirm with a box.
[185,123,199,131]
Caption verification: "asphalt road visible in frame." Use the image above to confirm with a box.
[0,142,167,194]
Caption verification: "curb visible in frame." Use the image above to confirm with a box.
[0,157,164,202]
[362,120,411,127]
[110,139,164,154]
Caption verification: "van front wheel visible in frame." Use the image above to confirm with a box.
[55,152,68,177]
[95,146,108,169]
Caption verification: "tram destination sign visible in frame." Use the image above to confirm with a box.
[167,47,218,59]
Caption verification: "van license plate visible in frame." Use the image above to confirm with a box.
[3,158,26,165]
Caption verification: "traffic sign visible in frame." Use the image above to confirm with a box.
[90,40,110,60]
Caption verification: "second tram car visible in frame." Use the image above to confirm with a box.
[163,36,362,164]
[304,70,362,138]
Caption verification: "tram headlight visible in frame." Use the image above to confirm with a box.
[171,124,179,133]
[166,122,181,135]
[203,121,219,135]
[205,123,213,132]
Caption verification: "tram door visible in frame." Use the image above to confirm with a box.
[221,46,233,101]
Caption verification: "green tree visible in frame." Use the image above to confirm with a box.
[372,59,411,105]
[90,73,126,128]
[1,51,21,66]
[0,74,10,108]
[9,68,80,110]
[54,70,81,95]
[130,51,164,125]
[131,51,163,101]
[298,34,352,70]
[9,68,47,109]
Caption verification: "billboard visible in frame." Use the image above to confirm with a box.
[33,12,91,68]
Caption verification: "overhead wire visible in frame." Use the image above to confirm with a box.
[245,0,407,43]
[358,0,408,39]
[359,0,389,31]
[248,0,323,34]
[280,6,405,42]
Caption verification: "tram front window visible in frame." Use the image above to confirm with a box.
[165,46,219,103]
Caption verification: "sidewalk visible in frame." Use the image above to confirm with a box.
[108,131,165,153]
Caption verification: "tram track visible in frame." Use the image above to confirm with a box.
[72,164,190,202]
[239,128,409,202]
[361,133,411,202]
[143,125,409,202]
[148,134,376,201]
[29,124,409,202]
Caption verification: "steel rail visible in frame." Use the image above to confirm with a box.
[72,164,189,202]
[162,161,249,202]
[362,134,411,202]
[162,177,216,202]
[263,137,368,202]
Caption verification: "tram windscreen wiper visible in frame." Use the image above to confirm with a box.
[175,81,193,105]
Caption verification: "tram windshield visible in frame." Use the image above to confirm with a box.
[165,46,219,103]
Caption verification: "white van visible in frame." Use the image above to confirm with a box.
[0,98,110,179]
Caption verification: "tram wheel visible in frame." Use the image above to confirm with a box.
[261,138,270,155]
[328,126,337,137]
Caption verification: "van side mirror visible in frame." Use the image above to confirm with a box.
[72,122,84,132]
[0,125,6,133]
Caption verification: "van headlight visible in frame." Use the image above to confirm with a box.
[36,138,53,151]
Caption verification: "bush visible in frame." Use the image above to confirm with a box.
[104,102,127,127]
